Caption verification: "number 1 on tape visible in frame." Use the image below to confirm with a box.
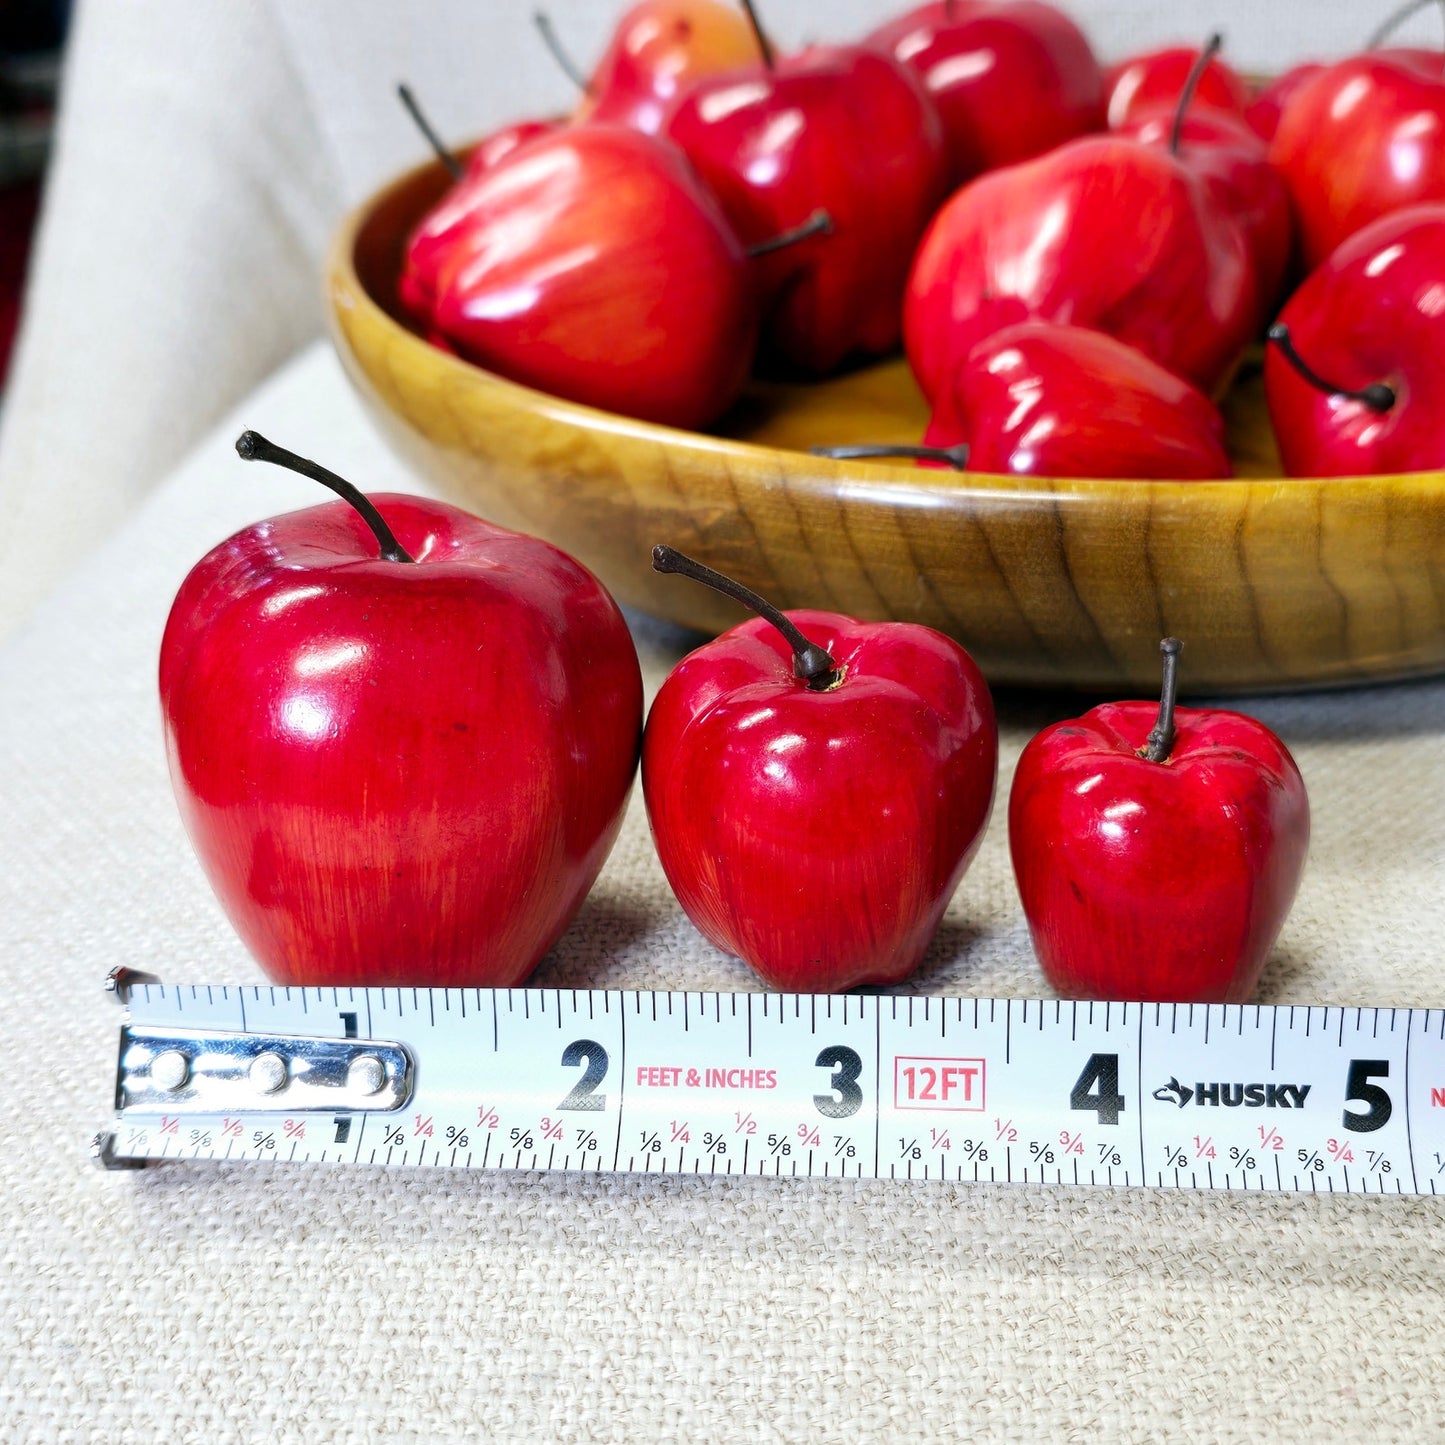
[97,979,1445,1196]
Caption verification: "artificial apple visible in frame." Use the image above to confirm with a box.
[541,0,761,134]
[160,432,644,987]
[1270,50,1445,268]
[1009,638,1310,1003]
[904,133,1257,402]
[1105,41,1250,128]
[1264,203,1445,476]
[642,546,997,992]
[663,34,948,374]
[428,124,757,429]
[864,0,1104,184]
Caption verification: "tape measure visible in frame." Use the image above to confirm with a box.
[94,970,1445,1195]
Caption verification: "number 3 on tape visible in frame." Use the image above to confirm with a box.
[95,975,1445,1196]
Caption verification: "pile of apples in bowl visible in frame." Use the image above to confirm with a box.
[327,0,1445,693]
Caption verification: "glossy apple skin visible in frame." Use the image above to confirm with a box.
[579,0,761,134]
[160,495,644,987]
[429,125,756,429]
[1244,63,1323,143]
[904,135,1257,402]
[643,611,997,992]
[1105,46,1250,129]
[1121,106,1293,314]
[663,46,948,375]
[865,1,1104,184]
[398,120,562,323]
[1270,54,1445,270]
[1010,702,1309,1003]
[1264,204,1445,477]
[924,321,1230,479]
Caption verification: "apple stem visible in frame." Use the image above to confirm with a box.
[652,544,839,689]
[1266,324,1396,412]
[1170,33,1223,155]
[809,442,970,471]
[746,209,833,257]
[1366,0,1445,50]
[1141,638,1184,764]
[234,431,416,565]
[533,11,595,96]
[739,0,775,69]
[396,84,465,182]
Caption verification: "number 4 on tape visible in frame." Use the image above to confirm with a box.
[94,970,1445,1196]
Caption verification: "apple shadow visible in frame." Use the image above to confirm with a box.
[1253,948,1316,1004]
[530,895,660,988]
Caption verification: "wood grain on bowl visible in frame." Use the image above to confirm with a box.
[326,152,1445,693]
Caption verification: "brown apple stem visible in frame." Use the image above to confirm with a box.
[1170,33,1224,154]
[235,431,416,565]
[809,443,970,471]
[1266,324,1396,411]
[739,0,775,69]
[1366,0,1445,50]
[396,84,465,181]
[533,11,595,95]
[652,544,839,689]
[746,209,833,257]
[1141,638,1184,764]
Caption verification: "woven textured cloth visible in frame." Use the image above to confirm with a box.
[2,343,1442,1440]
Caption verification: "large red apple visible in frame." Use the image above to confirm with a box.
[904,134,1257,402]
[1010,639,1309,1003]
[1269,51,1445,269]
[865,0,1104,184]
[643,548,997,992]
[1264,204,1445,476]
[663,43,948,375]
[428,125,757,429]
[160,433,644,987]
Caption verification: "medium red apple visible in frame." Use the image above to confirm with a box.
[1121,105,1294,314]
[904,134,1257,402]
[922,321,1231,478]
[575,0,761,134]
[1264,203,1445,476]
[864,0,1104,184]
[160,433,644,987]
[1269,51,1445,269]
[642,547,997,992]
[1009,639,1309,1003]
[428,125,757,429]
[663,41,948,374]
[1105,43,1249,128]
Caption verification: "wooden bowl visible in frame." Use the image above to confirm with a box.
[326,153,1445,693]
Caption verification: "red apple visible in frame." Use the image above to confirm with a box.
[1120,105,1294,314]
[663,42,948,374]
[160,434,644,987]
[642,548,997,992]
[429,125,757,429]
[1264,203,1445,476]
[1009,639,1309,1003]
[576,0,761,134]
[904,134,1257,402]
[1244,62,1324,143]
[865,0,1104,184]
[922,321,1231,478]
[1270,52,1445,269]
[1105,43,1250,128]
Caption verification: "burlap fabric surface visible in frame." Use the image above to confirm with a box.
[2,344,1441,1441]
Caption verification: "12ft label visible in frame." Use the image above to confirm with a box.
[110,987,1445,1195]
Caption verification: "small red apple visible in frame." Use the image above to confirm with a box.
[1009,639,1310,1004]
[904,133,1257,402]
[160,433,644,987]
[865,0,1104,184]
[1264,203,1445,476]
[642,546,997,992]
[1105,42,1250,128]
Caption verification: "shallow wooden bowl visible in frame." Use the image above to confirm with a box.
[326,154,1445,693]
